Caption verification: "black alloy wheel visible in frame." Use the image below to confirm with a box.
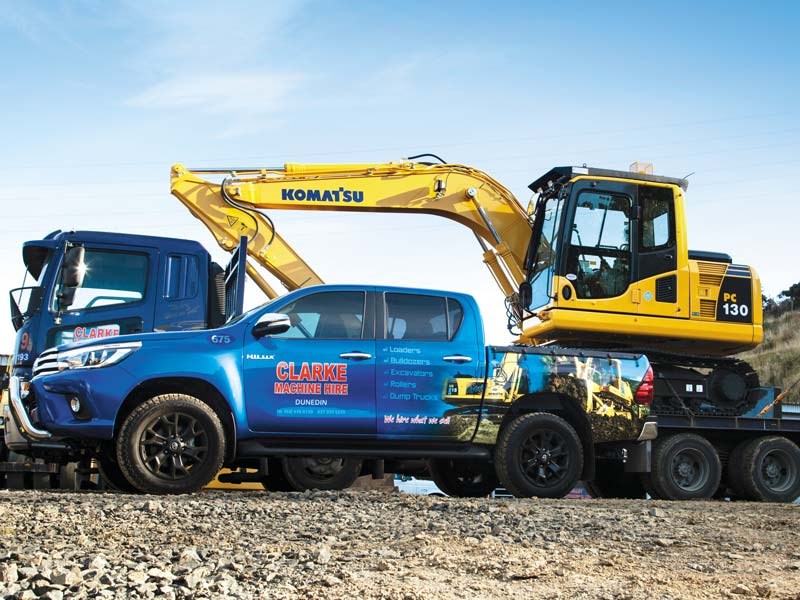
[138,412,209,481]
[495,413,583,498]
[117,394,225,494]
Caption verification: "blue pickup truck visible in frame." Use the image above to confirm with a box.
[6,284,658,497]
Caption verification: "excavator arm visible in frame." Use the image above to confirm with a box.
[170,161,534,299]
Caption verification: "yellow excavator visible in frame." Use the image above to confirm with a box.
[171,158,763,416]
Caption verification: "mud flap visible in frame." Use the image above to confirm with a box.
[623,440,651,473]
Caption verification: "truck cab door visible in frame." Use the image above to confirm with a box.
[376,292,483,440]
[46,245,156,347]
[242,289,376,435]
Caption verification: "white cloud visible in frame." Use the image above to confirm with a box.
[127,72,303,116]
[121,1,307,133]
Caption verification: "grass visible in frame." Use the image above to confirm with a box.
[740,311,800,404]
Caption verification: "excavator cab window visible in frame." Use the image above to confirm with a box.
[527,192,566,311]
[566,191,632,299]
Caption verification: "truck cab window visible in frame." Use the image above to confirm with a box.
[385,293,448,341]
[567,192,631,299]
[273,291,365,340]
[55,250,147,311]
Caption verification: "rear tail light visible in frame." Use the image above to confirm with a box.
[635,365,654,406]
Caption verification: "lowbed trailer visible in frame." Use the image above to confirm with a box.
[590,389,800,502]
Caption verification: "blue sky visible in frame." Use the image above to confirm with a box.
[0,0,798,347]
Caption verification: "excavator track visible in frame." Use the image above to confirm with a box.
[635,351,760,417]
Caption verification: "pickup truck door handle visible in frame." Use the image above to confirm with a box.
[339,351,373,360]
[443,355,473,363]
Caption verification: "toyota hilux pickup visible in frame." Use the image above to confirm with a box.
[6,284,656,497]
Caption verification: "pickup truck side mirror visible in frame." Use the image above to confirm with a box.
[252,313,291,338]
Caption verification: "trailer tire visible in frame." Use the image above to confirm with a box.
[584,461,646,499]
[98,456,138,493]
[735,436,800,503]
[5,451,28,489]
[31,459,52,490]
[58,463,78,491]
[725,441,750,499]
[282,457,362,491]
[428,458,499,497]
[261,458,294,492]
[650,433,721,501]
[495,412,583,499]
[116,394,225,494]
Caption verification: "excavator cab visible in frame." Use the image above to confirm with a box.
[520,167,762,357]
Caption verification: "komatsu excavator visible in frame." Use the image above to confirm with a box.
[171,159,763,417]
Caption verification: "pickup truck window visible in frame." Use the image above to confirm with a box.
[272,291,365,340]
[385,293,459,341]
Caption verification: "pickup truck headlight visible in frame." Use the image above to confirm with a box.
[57,341,142,371]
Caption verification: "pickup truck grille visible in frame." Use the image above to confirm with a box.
[33,348,61,378]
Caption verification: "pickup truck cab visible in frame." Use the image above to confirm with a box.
[8,284,656,496]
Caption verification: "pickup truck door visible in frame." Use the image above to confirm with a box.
[242,289,376,435]
[376,292,483,440]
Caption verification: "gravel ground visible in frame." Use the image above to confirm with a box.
[0,489,798,600]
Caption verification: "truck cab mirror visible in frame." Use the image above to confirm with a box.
[56,286,77,310]
[252,313,291,338]
[518,282,532,308]
[62,246,86,289]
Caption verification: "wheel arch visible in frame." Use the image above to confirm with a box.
[500,392,595,480]
[114,377,237,464]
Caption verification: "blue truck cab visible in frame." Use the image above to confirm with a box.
[7,283,658,497]
[9,230,235,379]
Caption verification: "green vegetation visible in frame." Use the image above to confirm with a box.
[741,310,800,404]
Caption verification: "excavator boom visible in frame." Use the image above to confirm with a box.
[172,170,324,298]
[171,162,534,299]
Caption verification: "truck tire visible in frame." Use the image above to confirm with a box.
[734,436,800,503]
[428,458,499,497]
[584,461,646,499]
[261,458,294,492]
[116,394,225,494]
[494,412,583,499]
[97,456,138,493]
[650,433,721,501]
[282,457,362,491]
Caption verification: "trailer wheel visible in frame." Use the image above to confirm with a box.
[734,436,800,503]
[97,455,138,493]
[650,433,721,501]
[58,463,78,491]
[428,458,498,497]
[261,458,294,491]
[584,461,646,499]
[116,394,225,494]
[495,412,583,498]
[31,459,52,490]
[282,456,362,491]
[5,451,28,489]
